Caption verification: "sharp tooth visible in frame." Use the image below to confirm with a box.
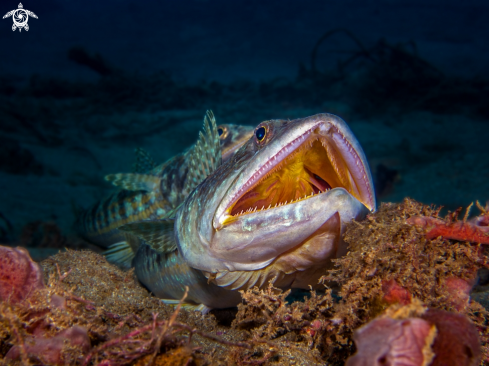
[268,204,271,209]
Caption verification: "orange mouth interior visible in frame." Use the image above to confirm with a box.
[230,138,357,216]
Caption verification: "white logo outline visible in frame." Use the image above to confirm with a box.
[3,3,37,32]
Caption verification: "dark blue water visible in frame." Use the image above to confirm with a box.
[0,0,488,251]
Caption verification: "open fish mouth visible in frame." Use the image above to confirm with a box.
[216,116,375,228]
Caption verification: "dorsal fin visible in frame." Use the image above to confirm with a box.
[104,173,160,192]
[133,147,157,173]
[183,110,222,194]
[119,220,177,254]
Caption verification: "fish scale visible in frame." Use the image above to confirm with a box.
[77,189,170,248]
[76,113,374,310]
[74,113,254,269]
[134,244,241,309]
[119,113,375,309]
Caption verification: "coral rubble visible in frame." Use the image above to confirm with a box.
[232,198,488,364]
[0,198,488,365]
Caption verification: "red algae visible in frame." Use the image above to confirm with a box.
[407,201,489,244]
[382,279,412,305]
[346,302,481,366]
[5,326,91,365]
[0,198,488,365]
[422,308,481,366]
[346,315,434,366]
[0,246,44,303]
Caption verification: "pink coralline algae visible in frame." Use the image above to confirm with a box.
[346,305,481,366]
[5,326,91,364]
[0,245,44,303]
[382,277,474,311]
[0,245,91,364]
[422,309,481,366]
[345,315,434,366]
[442,276,474,311]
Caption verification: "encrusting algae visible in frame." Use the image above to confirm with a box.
[0,198,488,365]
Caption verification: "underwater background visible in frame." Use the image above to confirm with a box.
[1,1,489,365]
[1,0,489,255]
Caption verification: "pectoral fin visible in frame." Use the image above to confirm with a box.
[119,220,177,253]
[104,233,142,268]
[105,173,160,192]
[160,299,211,313]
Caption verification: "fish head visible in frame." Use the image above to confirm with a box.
[217,123,254,161]
[176,113,376,273]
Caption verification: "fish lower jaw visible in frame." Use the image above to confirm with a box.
[215,186,337,229]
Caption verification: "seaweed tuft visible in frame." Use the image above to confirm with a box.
[1,198,488,365]
[327,198,489,362]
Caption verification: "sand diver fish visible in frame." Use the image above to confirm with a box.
[120,113,376,310]
[75,112,253,267]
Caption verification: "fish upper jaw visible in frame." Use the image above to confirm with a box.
[213,113,375,231]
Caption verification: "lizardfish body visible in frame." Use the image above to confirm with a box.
[75,114,253,267]
[121,113,376,309]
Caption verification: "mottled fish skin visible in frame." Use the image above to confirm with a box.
[74,122,253,250]
[132,113,376,309]
[134,244,242,308]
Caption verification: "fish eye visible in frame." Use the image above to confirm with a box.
[255,126,266,141]
[217,125,227,139]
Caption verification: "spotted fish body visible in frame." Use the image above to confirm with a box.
[123,113,376,309]
[75,114,253,267]
[134,244,242,308]
[75,155,185,249]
